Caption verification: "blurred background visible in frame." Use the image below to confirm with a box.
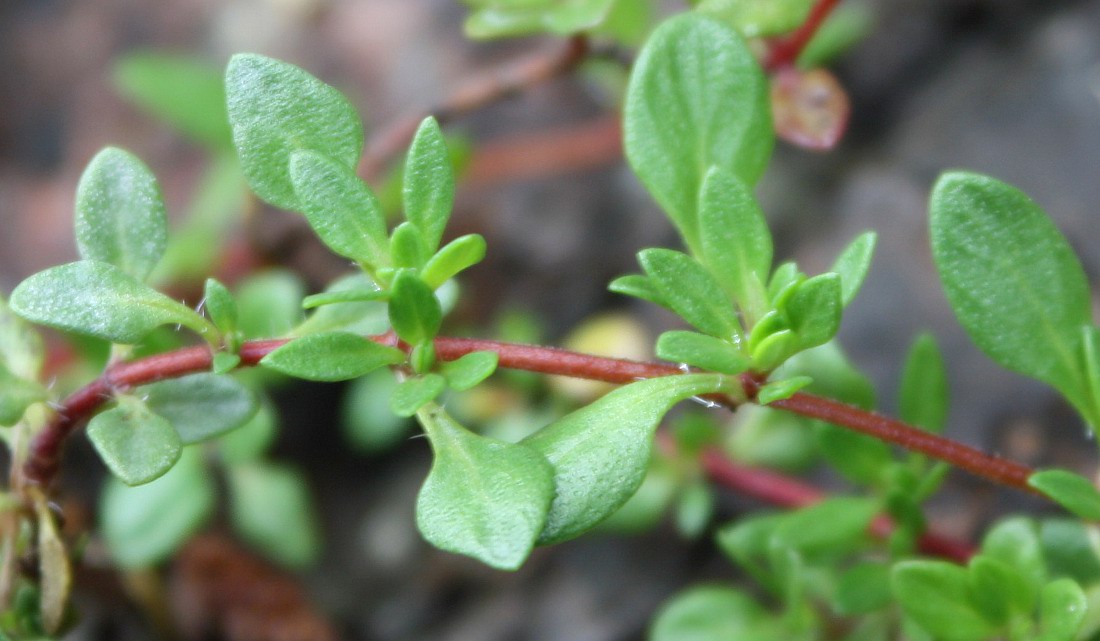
[3,0,1100,639]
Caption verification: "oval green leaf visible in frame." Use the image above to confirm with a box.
[87,398,183,486]
[899,333,949,433]
[260,331,405,381]
[656,330,750,375]
[891,560,998,641]
[75,147,168,282]
[391,373,447,418]
[416,406,555,570]
[421,234,487,290]
[388,271,442,345]
[142,373,258,444]
[639,248,740,340]
[1029,469,1100,520]
[831,231,876,307]
[227,461,320,568]
[442,351,499,391]
[697,166,771,313]
[403,117,454,252]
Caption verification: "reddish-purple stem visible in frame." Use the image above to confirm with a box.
[765,0,842,71]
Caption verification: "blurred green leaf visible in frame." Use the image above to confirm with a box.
[930,171,1095,427]
[219,398,278,464]
[981,517,1046,589]
[416,405,554,570]
[142,373,258,444]
[696,0,813,38]
[831,231,876,307]
[727,406,819,471]
[292,273,389,336]
[226,54,362,210]
[391,374,447,418]
[674,481,715,539]
[464,0,617,38]
[203,278,238,342]
[0,361,46,426]
[892,560,998,641]
[624,14,772,254]
[227,461,320,568]
[772,497,878,558]
[1038,578,1088,641]
[114,53,232,149]
[608,274,667,306]
[1030,469,1100,520]
[261,332,404,381]
[88,397,182,486]
[290,150,389,265]
[403,117,453,252]
[442,351,499,391]
[650,585,780,641]
[967,555,1034,625]
[75,147,167,282]
[899,333,949,433]
[835,562,892,615]
[0,295,45,380]
[341,370,410,453]
[525,373,723,544]
[101,447,214,567]
[1040,519,1100,584]
[233,269,306,339]
[816,424,892,487]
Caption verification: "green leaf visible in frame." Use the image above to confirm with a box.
[218,398,277,464]
[113,53,232,149]
[388,271,442,345]
[608,274,666,306]
[11,260,209,344]
[639,248,740,340]
[0,362,47,426]
[227,461,320,568]
[832,231,876,307]
[624,14,772,254]
[391,374,447,417]
[226,54,363,210]
[341,370,410,453]
[930,172,1092,425]
[697,167,771,314]
[1040,519,1100,584]
[403,117,454,252]
[289,150,389,264]
[796,2,873,69]
[442,351,499,391]
[416,405,554,570]
[292,272,389,336]
[87,398,183,486]
[74,147,167,282]
[816,425,893,487]
[967,555,1034,625]
[656,330,750,375]
[674,481,715,538]
[100,447,215,567]
[389,221,431,269]
[696,0,814,38]
[203,278,238,340]
[835,562,892,615]
[727,406,819,471]
[892,560,998,641]
[235,269,305,338]
[142,373,258,444]
[1030,469,1100,520]
[464,0,617,38]
[650,585,779,641]
[981,517,1046,589]
[750,329,799,371]
[756,375,812,404]
[771,497,878,558]
[1038,578,1087,641]
[0,295,45,380]
[302,287,386,309]
[524,373,724,544]
[261,331,404,381]
[783,272,842,350]
[899,333,949,433]
[421,234,487,290]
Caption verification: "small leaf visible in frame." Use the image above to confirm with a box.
[899,333,949,433]
[624,14,772,254]
[770,67,851,151]
[289,150,389,264]
[389,221,430,270]
[218,399,277,464]
[261,331,404,381]
[0,362,47,426]
[388,271,442,345]
[981,517,1046,589]
[816,425,893,487]
[235,269,306,338]
[464,0,617,38]
[835,562,892,615]
[756,375,812,404]
[608,274,667,306]
[416,405,554,570]
[1029,469,1100,520]
[421,234,487,290]
[292,273,391,337]
[1040,519,1100,584]
[524,373,724,544]
[0,295,45,380]
[113,53,232,149]
[87,398,183,486]
[783,272,842,350]
[750,328,799,371]
[391,374,447,417]
[696,0,813,37]
[403,117,454,252]
[203,278,238,339]
[930,172,1093,425]
[11,260,208,344]
[832,231,876,307]
[75,147,168,282]
[892,560,998,641]
[341,370,411,453]
[697,166,772,313]
[639,248,740,340]
[674,481,715,538]
[650,585,778,641]
[227,461,320,568]
[1038,578,1087,641]
[302,287,386,309]
[226,54,363,210]
[968,555,1034,625]
[30,488,71,635]
[100,446,215,567]
[772,497,878,558]
[656,330,750,375]
[142,373,258,444]
[442,351,499,391]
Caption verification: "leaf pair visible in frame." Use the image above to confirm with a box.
[416,374,724,569]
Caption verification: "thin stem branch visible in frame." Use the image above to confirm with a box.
[358,35,590,180]
[764,0,842,71]
[21,336,1038,505]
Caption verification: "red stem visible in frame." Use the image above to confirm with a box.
[21,336,1038,504]
[764,0,842,71]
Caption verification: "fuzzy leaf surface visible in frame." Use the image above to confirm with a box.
[697,167,771,311]
[88,399,183,486]
[261,331,404,381]
[639,248,740,340]
[142,373,258,444]
[403,117,453,252]
[524,373,723,544]
[624,14,772,254]
[417,406,555,570]
[226,54,363,210]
